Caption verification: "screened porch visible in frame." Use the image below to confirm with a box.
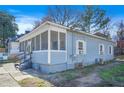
[19,30,67,64]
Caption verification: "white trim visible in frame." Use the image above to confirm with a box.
[76,40,86,55]
[32,50,66,52]
[65,31,67,63]
[17,21,114,43]
[48,29,51,64]
[33,50,48,53]
[50,50,67,52]
[58,31,60,51]
[40,33,42,50]
[99,44,105,55]
[108,45,113,55]
[35,36,36,51]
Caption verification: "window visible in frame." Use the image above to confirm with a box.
[60,32,66,50]
[51,31,58,50]
[108,45,113,55]
[41,31,48,50]
[31,37,35,51]
[99,44,104,55]
[36,35,40,50]
[76,40,86,55]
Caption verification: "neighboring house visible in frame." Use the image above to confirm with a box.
[8,42,19,55]
[115,40,124,55]
[17,21,115,73]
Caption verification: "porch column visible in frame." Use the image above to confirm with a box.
[48,29,51,64]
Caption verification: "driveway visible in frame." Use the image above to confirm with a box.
[0,63,20,87]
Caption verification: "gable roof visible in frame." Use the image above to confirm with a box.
[17,21,115,43]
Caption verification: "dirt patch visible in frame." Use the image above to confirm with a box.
[62,73,102,87]
[18,77,54,87]
[47,62,122,87]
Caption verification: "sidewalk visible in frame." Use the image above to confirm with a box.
[0,63,20,87]
[2,63,33,81]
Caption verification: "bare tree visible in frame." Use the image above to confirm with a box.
[116,20,124,40]
[33,20,41,29]
[46,6,80,29]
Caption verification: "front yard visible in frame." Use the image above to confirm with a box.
[99,64,124,86]
[18,61,124,87]
[1,55,124,87]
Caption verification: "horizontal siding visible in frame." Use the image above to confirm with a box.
[50,51,66,64]
[32,51,48,64]
[67,31,114,65]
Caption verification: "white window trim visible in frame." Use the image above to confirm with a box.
[50,30,66,51]
[108,45,113,55]
[76,40,86,55]
[99,44,105,55]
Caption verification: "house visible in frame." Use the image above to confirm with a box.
[115,40,124,55]
[17,21,115,73]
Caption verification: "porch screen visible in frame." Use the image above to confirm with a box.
[20,42,24,52]
[51,31,58,50]
[60,32,66,50]
[31,37,35,51]
[41,31,48,50]
[36,35,40,50]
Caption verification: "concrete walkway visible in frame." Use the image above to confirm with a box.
[3,63,33,81]
[0,63,20,87]
[0,63,33,87]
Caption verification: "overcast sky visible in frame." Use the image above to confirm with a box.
[0,5,124,35]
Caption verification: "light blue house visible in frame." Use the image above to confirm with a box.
[17,21,115,73]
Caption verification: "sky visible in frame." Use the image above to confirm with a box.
[0,5,124,35]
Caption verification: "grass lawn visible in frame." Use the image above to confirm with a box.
[99,64,124,86]
[18,77,54,87]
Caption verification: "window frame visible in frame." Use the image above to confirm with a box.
[41,31,48,50]
[108,45,113,55]
[99,44,105,55]
[50,30,66,51]
[60,32,66,50]
[35,35,40,50]
[50,30,58,50]
[22,30,67,52]
[76,40,86,55]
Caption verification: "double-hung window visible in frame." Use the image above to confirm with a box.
[108,45,113,55]
[99,44,104,55]
[76,40,86,55]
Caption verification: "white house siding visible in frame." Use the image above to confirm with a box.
[67,31,114,67]
[17,21,115,73]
